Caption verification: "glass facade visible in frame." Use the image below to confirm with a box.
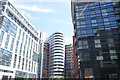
[72,1,120,79]
[0,0,43,79]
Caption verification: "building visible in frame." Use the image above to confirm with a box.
[0,0,43,79]
[71,0,120,79]
[42,42,49,78]
[65,44,78,79]
[42,32,65,78]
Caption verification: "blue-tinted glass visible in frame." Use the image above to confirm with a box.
[87,30,93,34]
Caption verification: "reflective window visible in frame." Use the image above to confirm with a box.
[15,41,19,53]
[0,31,4,46]
[10,38,14,51]
[13,54,17,68]
[78,40,88,49]
[109,50,116,54]
[5,34,10,49]
[96,56,103,60]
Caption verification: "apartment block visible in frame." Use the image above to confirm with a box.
[65,44,78,79]
[42,32,65,78]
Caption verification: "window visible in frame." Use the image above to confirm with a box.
[22,32,25,43]
[103,18,109,22]
[18,29,21,40]
[95,39,101,48]
[110,56,118,59]
[15,41,19,53]
[97,56,103,60]
[78,40,88,49]
[102,12,108,16]
[13,54,17,68]
[104,22,110,25]
[95,39,100,43]
[81,21,85,25]
[91,19,96,23]
[10,38,14,51]
[109,50,116,54]
[81,30,87,34]
[101,9,107,13]
[5,34,10,49]
[0,31,4,46]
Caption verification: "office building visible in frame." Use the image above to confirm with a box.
[71,0,120,79]
[0,0,43,79]
[42,32,65,78]
[65,44,78,79]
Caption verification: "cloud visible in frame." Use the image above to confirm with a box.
[11,0,71,2]
[20,10,39,20]
[65,37,73,44]
[16,5,55,13]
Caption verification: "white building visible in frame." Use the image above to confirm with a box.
[0,0,43,79]
[46,32,65,78]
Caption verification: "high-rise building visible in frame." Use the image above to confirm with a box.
[72,0,120,79]
[65,44,78,79]
[0,0,43,79]
[42,42,49,78]
[42,32,65,78]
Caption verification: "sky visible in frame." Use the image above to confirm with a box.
[9,0,74,44]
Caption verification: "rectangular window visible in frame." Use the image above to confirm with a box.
[25,59,28,70]
[18,29,21,40]
[22,32,25,43]
[95,39,100,43]
[25,35,28,45]
[110,56,118,59]
[5,34,10,49]
[78,40,88,49]
[10,38,14,51]
[103,18,109,22]
[0,31,4,46]
[22,58,25,70]
[109,50,116,54]
[19,43,22,55]
[92,19,96,23]
[96,56,103,60]
[15,41,19,53]
[13,54,17,68]
[18,56,21,69]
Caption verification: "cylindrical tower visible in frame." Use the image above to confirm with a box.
[47,32,65,78]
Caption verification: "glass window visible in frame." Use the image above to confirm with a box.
[10,38,14,51]
[5,34,10,49]
[78,40,88,49]
[0,31,4,46]
[103,18,109,22]
[110,56,118,59]
[97,56,103,60]
[81,30,87,34]
[107,39,113,43]
[104,22,110,25]
[95,39,100,43]
[102,12,108,16]
[15,41,19,53]
[109,50,116,54]
[13,54,17,68]
[91,19,96,23]
[81,21,85,25]
[18,29,21,40]
[22,32,25,43]
[101,9,107,13]
[95,44,101,48]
